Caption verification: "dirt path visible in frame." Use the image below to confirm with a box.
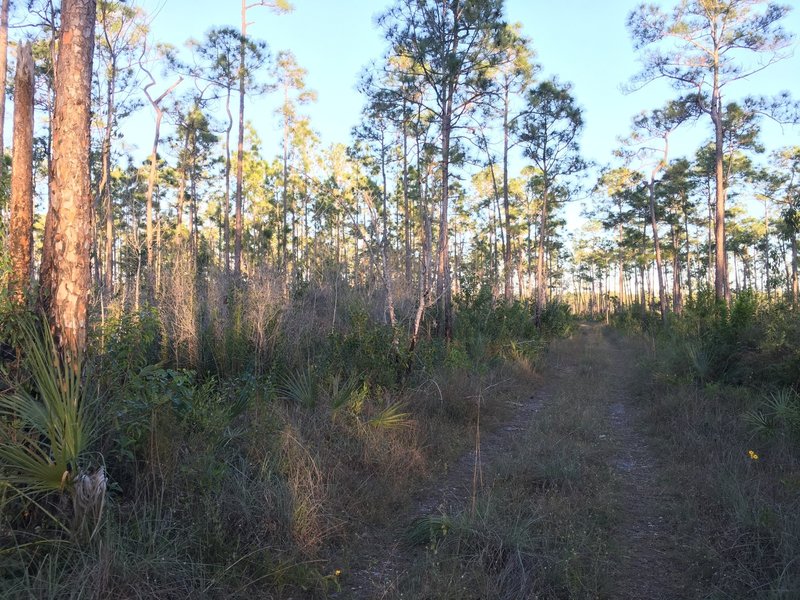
[600,328,688,600]
[338,324,687,599]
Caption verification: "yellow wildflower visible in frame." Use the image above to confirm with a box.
[748,450,759,461]
[334,569,342,577]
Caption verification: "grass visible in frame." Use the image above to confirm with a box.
[392,327,624,599]
[608,293,800,595]
[1,283,569,598]
[629,331,800,598]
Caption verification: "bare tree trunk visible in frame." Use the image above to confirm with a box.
[40,0,96,363]
[502,86,513,301]
[535,179,549,321]
[93,69,114,296]
[235,0,248,280]
[672,224,683,314]
[648,180,668,323]
[9,43,34,306]
[224,86,232,275]
[711,79,729,303]
[0,0,10,179]
[143,73,182,287]
[437,91,454,340]
[402,107,411,285]
[792,234,798,307]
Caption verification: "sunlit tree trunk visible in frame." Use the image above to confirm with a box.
[235,0,248,280]
[40,0,96,363]
[9,43,34,307]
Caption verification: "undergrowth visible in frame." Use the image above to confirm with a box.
[0,279,571,598]
[617,288,800,597]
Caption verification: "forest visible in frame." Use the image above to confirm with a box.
[1,0,799,598]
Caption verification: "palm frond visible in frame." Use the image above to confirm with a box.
[327,373,366,414]
[0,316,91,494]
[368,400,411,430]
[279,367,319,408]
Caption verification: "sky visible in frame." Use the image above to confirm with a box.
[136,0,800,214]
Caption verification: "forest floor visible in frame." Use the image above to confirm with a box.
[334,323,698,599]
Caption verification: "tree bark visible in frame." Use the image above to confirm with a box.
[0,0,10,176]
[9,43,34,306]
[40,0,96,364]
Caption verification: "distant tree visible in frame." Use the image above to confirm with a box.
[140,41,182,292]
[774,147,800,305]
[594,166,643,308]
[627,99,693,322]
[234,0,292,279]
[379,0,507,339]
[518,79,585,320]
[95,0,147,294]
[493,24,536,301]
[628,0,795,302]
[274,50,315,272]
[192,27,240,274]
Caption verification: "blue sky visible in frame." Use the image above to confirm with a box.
[140,0,800,182]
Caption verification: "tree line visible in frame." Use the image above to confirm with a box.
[1,0,798,368]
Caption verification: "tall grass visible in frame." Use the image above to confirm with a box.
[1,274,567,597]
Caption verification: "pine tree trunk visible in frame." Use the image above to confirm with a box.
[437,91,453,340]
[502,86,513,301]
[711,77,728,303]
[648,180,668,323]
[535,179,549,322]
[672,224,683,315]
[792,234,798,307]
[0,0,10,178]
[40,0,96,363]
[224,87,233,275]
[9,43,34,306]
[235,0,247,280]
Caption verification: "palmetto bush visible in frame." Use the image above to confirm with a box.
[0,316,104,538]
